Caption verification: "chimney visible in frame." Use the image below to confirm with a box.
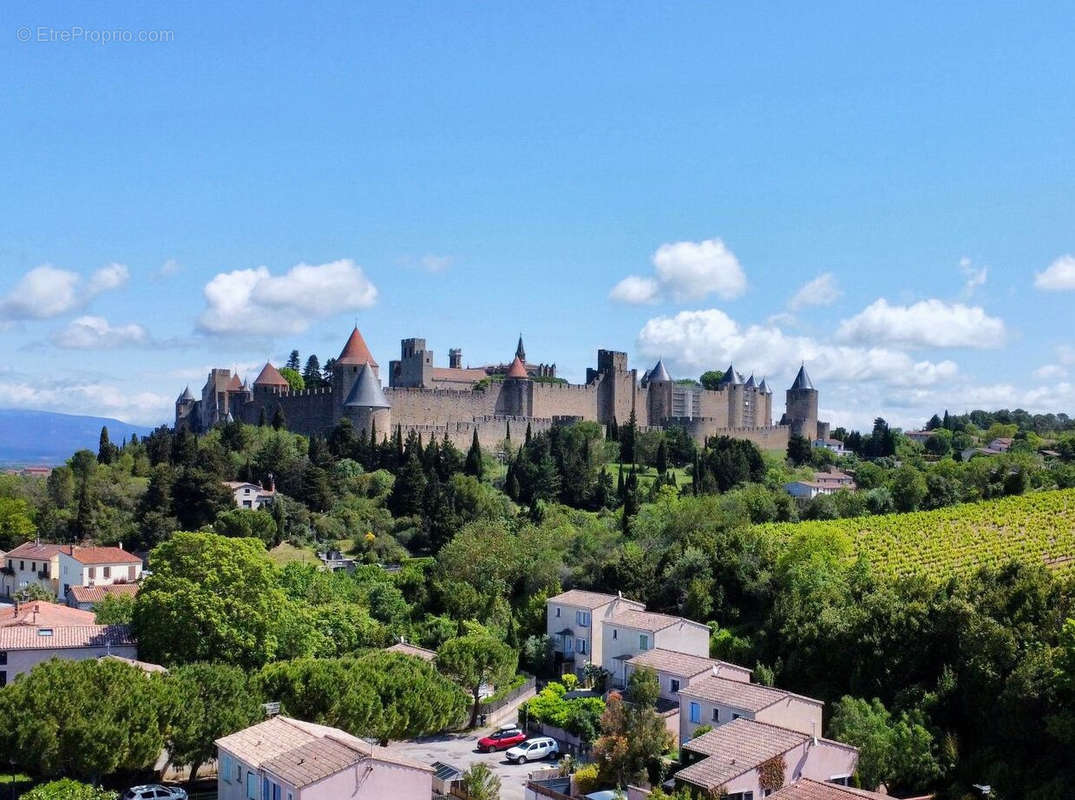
[119,542,124,550]
[712,666,718,677]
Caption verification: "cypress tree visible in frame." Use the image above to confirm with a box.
[271,405,286,430]
[616,463,625,499]
[506,420,511,441]
[395,425,405,467]
[656,439,668,475]
[257,407,267,427]
[525,422,532,444]
[97,426,114,464]
[464,429,483,478]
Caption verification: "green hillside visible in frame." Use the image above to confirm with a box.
[758,488,1075,579]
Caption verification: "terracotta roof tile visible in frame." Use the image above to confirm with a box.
[385,642,437,661]
[767,779,891,800]
[505,356,529,379]
[338,326,379,367]
[627,649,750,680]
[610,608,689,632]
[0,601,97,628]
[677,718,809,789]
[5,542,65,560]
[65,546,142,565]
[547,589,633,609]
[67,584,140,604]
[0,624,135,651]
[254,363,290,387]
[678,674,821,713]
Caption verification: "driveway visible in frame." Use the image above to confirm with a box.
[389,728,559,800]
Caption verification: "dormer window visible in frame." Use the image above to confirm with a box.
[37,628,53,637]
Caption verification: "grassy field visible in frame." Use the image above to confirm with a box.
[267,541,316,567]
[609,461,692,489]
[757,488,1075,580]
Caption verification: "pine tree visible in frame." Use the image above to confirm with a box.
[621,408,638,464]
[465,430,483,478]
[302,354,323,388]
[525,422,532,444]
[395,425,405,467]
[611,416,619,441]
[388,451,427,517]
[616,463,625,500]
[286,349,301,371]
[505,420,511,441]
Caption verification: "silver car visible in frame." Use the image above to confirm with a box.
[123,786,188,800]
[505,736,560,764]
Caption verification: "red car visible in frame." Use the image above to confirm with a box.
[477,726,527,752]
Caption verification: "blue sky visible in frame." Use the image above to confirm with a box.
[2,1,1074,429]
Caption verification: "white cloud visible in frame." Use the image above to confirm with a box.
[609,276,660,304]
[0,265,82,319]
[788,272,842,310]
[0,378,171,426]
[156,259,182,279]
[0,263,129,320]
[958,257,988,297]
[610,238,746,304]
[636,308,958,388]
[197,259,379,335]
[1034,254,1075,291]
[86,263,130,295]
[51,316,148,349]
[1033,364,1067,380]
[420,254,453,272]
[835,298,1006,349]
[1057,345,1075,366]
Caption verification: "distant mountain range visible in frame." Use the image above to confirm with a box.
[0,409,156,467]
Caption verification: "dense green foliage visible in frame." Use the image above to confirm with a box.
[19,781,117,800]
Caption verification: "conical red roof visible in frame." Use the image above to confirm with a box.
[338,326,378,367]
[227,374,242,391]
[253,362,289,387]
[505,356,529,379]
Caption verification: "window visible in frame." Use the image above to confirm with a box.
[732,713,743,720]
[712,708,720,722]
[639,634,650,651]
[272,784,281,800]
[0,671,6,687]
[220,754,231,782]
[555,607,561,618]
[129,565,137,580]
[576,638,587,655]
[103,566,111,579]
[234,760,241,781]
[576,610,590,627]
[565,637,573,654]
[669,678,680,693]
[612,629,617,640]
[19,561,24,571]
[263,776,271,800]
[246,772,256,800]
[0,651,6,666]
[689,702,700,723]
[89,567,96,579]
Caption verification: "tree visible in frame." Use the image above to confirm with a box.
[889,466,927,512]
[97,426,117,464]
[92,592,136,624]
[0,659,170,782]
[828,696,940,793]
[214,508,277,546]
[279,367,305,392]
[460,762,501,800]
[655,439,668,475]
[132,532,286,667]
[787,434,812,466]
[437,633,518,727]
[465,429,484,478]
[699,370,725,390]
[286,349,301,371]
[302,354,323,388]
[388,451,427,517]
[0,496,35,551]
[592,682,672,788]
[19,781,117,800]
[271,405,287,430]
[166,662,263,783]
[171,468,233,530]
[620,408,638,464]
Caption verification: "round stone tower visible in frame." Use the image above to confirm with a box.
[785,363,818,439]
[645,359,674,424]
[344,363,391,437]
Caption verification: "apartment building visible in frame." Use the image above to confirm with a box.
[678,673,825,742]
[545,589,645,677]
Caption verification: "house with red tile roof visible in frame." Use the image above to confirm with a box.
[0,616,137,686]
[66,582,140,611]
[674,718,858,799]
[216,716,433,800]
[1,541,66,598]
[58,545,142,600]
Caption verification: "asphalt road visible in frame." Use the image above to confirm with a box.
[388,729,560,800]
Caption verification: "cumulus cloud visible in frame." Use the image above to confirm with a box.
[958,257,988,297]
[636,308,957,388]
[788,272,842,310]
[610,238,746,304]
[0,263,129,320]
[835,298,1006,349]
[1034,254,1075,291]
[197,259,379,335]
[609,276,660,304]
[50,316,148,349]
[1033,364,1068,380]
[0,377,171,426]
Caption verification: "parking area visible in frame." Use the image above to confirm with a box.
[388,729,559,800]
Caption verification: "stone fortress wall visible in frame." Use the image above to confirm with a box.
[176,327,826,452]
